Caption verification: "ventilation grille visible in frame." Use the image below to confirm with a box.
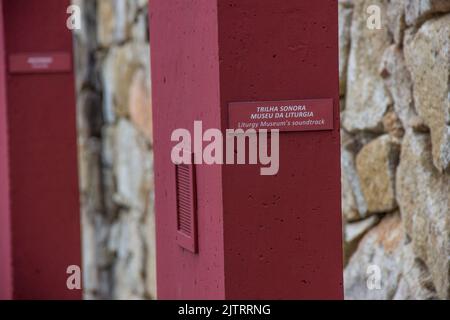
[175,162,198,253]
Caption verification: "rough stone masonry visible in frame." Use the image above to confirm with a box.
[340,0,450,300]
[74,0,449,299]
[74,0,155,299]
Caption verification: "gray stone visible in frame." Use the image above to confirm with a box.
[379,45,418,131]
[405,0,450,26]
[393,243,438,299]
[387,0,406,45]
[114,119,153,211]
[344,214,404,300]
[341,130,368,220]
[396,130,450,299]
[108,213,146,299]
[343,0,393,133]
[98,0,140,47]
[102,44,148,122]
[356,135,400,214]
[382,109,405,139]
[344,215,380,264]
[339,1,353,97]
[404,15,450,172]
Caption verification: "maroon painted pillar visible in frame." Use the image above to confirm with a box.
[0,0,81,299]
[150,0,343,299]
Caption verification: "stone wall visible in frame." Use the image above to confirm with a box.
[340,0,449,299]
[74,0,449,300]
[74,0,155,299]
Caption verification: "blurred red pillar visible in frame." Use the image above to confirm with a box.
[0,0,81,299]
[150,0,343,300]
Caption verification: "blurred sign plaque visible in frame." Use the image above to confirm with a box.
[9,52,72,74]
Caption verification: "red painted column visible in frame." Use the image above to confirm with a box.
[150,0,343,299]
[0,0,12,300]
[0,0,82,300]
[150,0,226,300]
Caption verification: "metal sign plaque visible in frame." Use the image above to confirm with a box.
[228,99,334,132]
[9,52,72,74]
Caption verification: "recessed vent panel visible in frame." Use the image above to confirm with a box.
[175,162,198,253]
